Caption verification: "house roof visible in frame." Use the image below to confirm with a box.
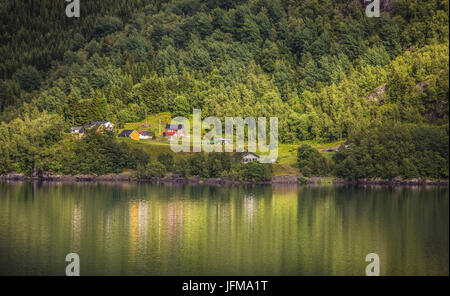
[83,121,113,127]
[118,130,136,137]
[230,152,260,162]
[165,124,184,130]
[242,152,260,158]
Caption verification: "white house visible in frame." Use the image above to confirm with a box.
[138,131,152,140]
[71,126,82,134]
[242,152,260,163]
[83,121,115,131]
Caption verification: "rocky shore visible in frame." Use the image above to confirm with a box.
[0,172,276,185]
[0,172,448,186]
[0,172,133,182]
[333,177,449,186]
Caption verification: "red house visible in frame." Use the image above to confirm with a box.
[164,124,184,137]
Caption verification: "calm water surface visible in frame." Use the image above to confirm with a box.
[0,182,448,276]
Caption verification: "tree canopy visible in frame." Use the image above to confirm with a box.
[0,0,448,179]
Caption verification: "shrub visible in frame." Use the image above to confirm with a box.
[145,161,166,178]
[297,144,329,177]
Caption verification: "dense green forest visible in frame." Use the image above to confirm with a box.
[334,122,449,179]
[0,0,448,179]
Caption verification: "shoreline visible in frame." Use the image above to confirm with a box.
[0,173,448,186]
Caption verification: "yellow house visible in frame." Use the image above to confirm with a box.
[118,129,140,140]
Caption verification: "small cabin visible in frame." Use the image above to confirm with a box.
[242,152,260,163]
[210,137,230,144]
[164,124,184,137]
[138,131,152,140]
[71,126,82,134]
[82,121,115,132]
[118,129,140,141]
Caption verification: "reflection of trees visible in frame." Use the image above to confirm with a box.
[0,183,447,275]
[129,199,149,269]
[71,203,82,252]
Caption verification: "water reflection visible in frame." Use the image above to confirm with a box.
[0,182,448,276]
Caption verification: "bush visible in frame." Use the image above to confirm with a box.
[145,161,166,177]
[297,144,329,177]
[157,153,174,171]
[242,162,272,181]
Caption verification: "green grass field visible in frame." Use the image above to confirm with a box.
[276,139,345,166]
[123,112,173,137]
[118,137,190,161]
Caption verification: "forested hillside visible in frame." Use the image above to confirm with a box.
[0,0,156,79]
[0,0,448,178]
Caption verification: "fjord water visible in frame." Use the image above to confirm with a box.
[0,182,448,276]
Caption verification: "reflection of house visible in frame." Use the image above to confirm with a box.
[138,131,152,140]
[118,129,140,140]
[165,201,184,243]
[129,200,149,262]
[242,152,260,163]
[164,124,184,137]
[243,194,256,223]
[71,204,82,252]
